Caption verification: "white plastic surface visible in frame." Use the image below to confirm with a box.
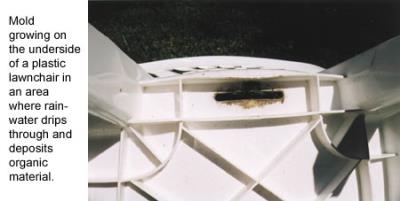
[89,25,400,201]
[89,70,369,201]
[88,24,151,126]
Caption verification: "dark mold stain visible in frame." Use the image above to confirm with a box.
[214,81,284,109]
[192,67,203,70]
[149,73,159,78]
[170,69,190,74]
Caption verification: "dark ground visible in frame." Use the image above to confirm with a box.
[89,2,400,68]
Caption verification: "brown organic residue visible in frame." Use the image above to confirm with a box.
[214,81,284,109]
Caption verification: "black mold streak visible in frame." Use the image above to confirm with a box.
[149,73,159,78]
[170,69,190,74]
[192,67,203,70]
[215,90,284,101]
[214,81,284,108]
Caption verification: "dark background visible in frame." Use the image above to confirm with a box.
[89,1,400,68]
